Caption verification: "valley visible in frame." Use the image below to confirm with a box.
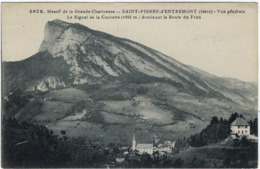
[1,19,258,168]
[2,19,257,145]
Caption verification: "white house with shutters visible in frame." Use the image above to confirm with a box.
[230,118,250,136]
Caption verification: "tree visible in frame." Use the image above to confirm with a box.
[3,90,29,118]
[223,157,231,168]
[162,159,172,167]
[141,153,152,167]
[136,87,148,95]
[249,118,258,136]
[61,130,66,135]
[240,136,250,147]
[253,118,258,136]
[189,116,231,147]
[228,112,239,124]
[113,147,120,154]
[190,157,205,168]
[233,138,240,146]
[210,116,219,125]
[173,158,184,168]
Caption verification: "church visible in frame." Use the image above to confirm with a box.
[132,134,153,155]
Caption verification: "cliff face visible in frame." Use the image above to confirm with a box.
[39,19,71,53]
[27,76,66,92]
[38,20,191,81]
[35,20,206,90]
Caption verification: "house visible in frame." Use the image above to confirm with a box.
[116,153,125,163]
[128,151,141,161]
[164,140,176,148]
[231,118,250,136]
[155,140,175,155]
[132,134,153,155]
[156,147,172,155]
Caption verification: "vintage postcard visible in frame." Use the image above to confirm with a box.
[1,2,258,168]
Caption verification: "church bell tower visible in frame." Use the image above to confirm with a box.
[132,133,136,150]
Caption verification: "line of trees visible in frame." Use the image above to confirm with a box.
[2,117,119,168]
[248,118,258,136]
[189,116,231,147]
[188,112,258,147]
[2,117,188,168]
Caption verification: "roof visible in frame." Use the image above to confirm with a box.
[136,143,153,149]
[116,153,125,158]
[231,118,249,126]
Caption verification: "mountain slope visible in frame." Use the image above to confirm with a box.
[2,19,257,145]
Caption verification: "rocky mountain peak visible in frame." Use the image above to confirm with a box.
[22,20,256,109]
[39,19,92,56]
[39,19,70,52]
[50,19,71,27]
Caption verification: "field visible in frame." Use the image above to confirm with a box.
[11,81,257,145]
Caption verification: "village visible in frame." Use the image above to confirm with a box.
[3,105,258,168]
[100,116,258,168]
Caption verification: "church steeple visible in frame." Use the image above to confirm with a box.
[132,133,136,150]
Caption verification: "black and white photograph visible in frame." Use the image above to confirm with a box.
[1,2,258,168]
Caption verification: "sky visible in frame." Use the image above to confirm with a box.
[2,3,258,82]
